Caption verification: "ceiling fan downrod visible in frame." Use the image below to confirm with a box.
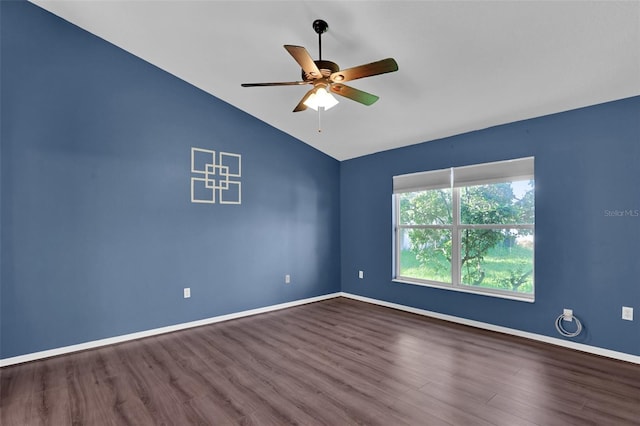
[312,19,328,61]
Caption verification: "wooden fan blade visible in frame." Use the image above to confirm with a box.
[330,84,379,106]
[293,88,315,112]
[284,45,322,80]
[330,58,398,83]
[241,81,308,87]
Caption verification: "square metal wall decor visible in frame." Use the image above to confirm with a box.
[191,147,241,204]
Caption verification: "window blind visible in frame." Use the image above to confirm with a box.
[453,157,534,187]
[392,167,451,193]
[393,157,534,194]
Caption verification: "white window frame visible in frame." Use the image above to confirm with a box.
[393,157,535,302]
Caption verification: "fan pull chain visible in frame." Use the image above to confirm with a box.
[318,108,322,132]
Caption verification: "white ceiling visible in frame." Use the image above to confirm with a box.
[30,1,640,161]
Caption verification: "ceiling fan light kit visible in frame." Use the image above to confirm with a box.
[304,85,339,111]
[241,19,398,128]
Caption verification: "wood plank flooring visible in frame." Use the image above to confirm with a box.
[2,297,640,425]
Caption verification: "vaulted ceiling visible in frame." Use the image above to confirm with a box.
[30,1,640,160]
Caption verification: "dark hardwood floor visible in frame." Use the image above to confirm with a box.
[2,297,640,425]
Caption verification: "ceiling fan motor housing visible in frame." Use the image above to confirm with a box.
[302,60,339,80]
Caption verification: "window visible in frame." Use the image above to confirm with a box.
[393,157,535,301]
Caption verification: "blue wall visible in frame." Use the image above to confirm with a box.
[341,96,640,356]
[1,1,341,358]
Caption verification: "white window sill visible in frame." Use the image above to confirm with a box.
[392,278,535,303]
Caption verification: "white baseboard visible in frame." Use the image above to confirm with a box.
[4,291,638,367]
[0,292,341,367]
[339,292,640,365]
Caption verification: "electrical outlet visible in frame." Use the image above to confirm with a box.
[358,270,364,279]
[563,309,573,321]
[285,274,291,284]
[183,287,191,298]
[622,306,633,321]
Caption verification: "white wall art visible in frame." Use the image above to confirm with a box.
[191,147,241,204]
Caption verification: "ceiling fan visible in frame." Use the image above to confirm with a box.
[241,19,399,113]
